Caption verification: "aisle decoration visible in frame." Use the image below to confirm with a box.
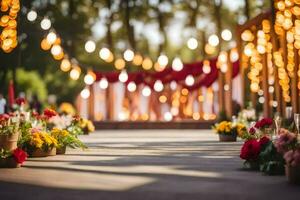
[51,128,85,155]
[79,118,95,135]
[240,118,285,175]
[213,121,246,142]
[0,148,27,168]
[274,129,300,184]
[0,113,20,150]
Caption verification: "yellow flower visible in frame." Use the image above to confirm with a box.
[87,120,95,132]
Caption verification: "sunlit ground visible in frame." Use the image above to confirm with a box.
[0,130,299,200]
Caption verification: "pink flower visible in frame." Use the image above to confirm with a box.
[15,98,26,106]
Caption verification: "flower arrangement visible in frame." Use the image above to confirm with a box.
[79,118,95,134]
[21,129,58,156]
[50,128,85,154]
[213,121,246,142]
[0,148,27,168]
[240,117,273,140]
[0,113,19,136]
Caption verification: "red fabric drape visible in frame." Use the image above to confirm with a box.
[94,58,239,91]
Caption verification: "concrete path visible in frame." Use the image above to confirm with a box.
[0,130,299,200]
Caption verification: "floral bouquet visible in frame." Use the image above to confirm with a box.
[274,129,300,184]
[0,148,27,168]
[51,128,86,154]
[213,121,246,142]
[79,118,95,135]
[21,128,58,157]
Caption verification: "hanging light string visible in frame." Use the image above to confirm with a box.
[0,0,21,53]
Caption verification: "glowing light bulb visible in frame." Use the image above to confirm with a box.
[99,47,111,60]
[114,58,126,70]
[99,78,108,89]
[208,34,219,46]
[46,32,57,45]
[123,49,134,62]
[84,74,95,85]
[142,57,153,70]
[157,54,168,67]
[170,81,177,90]
[70,67,81,80]
[187,37,198,50]
[142,86,151,97]
[185,75,195,86]
[127,82,137,92]
[172,57,183,71]
[221,29,232,41]
[85,40,96,53]
[27,10,37,22]
[80,88,90,99]
[40,18,51,30]
[154,80,164,92]
[60,59,71,72]
[202,60,211,74]
[51,45,62,56]
[164,112,173,121]
[118,70,128,83]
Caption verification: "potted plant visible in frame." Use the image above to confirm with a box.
[79,118,95,135]
[0,114,20,151]
[213,121,246,142]
[50,128,86,155]
[21,129,58,157]
[0,148,27,168]
[274,129,300,184]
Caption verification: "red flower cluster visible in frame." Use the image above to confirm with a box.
[249,127,256,135]
[15,97,26,106]
[240,139,261,161]
[0,114,9,123]
[240,137,270,161]
[43,108,57,118]
[254,118,273,129]
[13,148,28,164]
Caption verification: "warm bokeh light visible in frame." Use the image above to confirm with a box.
[172,57,183,71]
[208,34,219,46]
[40,18,51,30]
[142,57,153,70]
[187,37,198,50]
[114,58,126,70]
[118,70,128,83]
[85,40,96,53]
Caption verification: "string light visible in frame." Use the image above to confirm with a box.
[114,58,126,70]
[27,10,37,22]
[99,78,108,89]
[142,57,153,70]
[187,37,198,50]
[80,88,90,99]
[154,80,164,92]
[202,60,211,74]
[221,29,232,41]
[123,49,134,62]
[85,40,96,53]
[172,57,183,71]
[60,58,71,72]
[84,71,96,85]
[157,54,168,67]
[142,86,151,97]
[118,70,128,83]
[127,82,137,92]
[170,81,177,90]
[208,34,219,46]
[51,44,62,56]
[99,47,111,60]
[40,18,51,30]
[163,112,173,121]
[132,54,143,65]
[46,32,57,45]
[185,75,195,86]
[69,66,81,80]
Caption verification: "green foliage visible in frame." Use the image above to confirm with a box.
[259,141,285,175]
[0,149,12,159]
[15,69,48,101]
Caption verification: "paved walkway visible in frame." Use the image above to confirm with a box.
[0,130,299,200]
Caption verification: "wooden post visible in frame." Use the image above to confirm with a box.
[261,53,270,117]
[88,85,95,120]
[236,26,245,108]
[292,48,299,113]
[279,31,287,117]
[224,50,233,117]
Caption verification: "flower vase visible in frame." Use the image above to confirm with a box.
[31,147,57,157]
[0,132,20,151]
[219,134,237,142]
[285,165,300,184]
[0,157,21,168]
[56,146,66,155]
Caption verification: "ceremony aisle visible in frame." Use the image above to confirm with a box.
[0,130,299,200]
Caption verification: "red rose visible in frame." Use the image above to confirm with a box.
[254,121,261,129]
[259,136,270,147]
[43,108,57,118]
[0,114,9,121]
[249,127,256,135]
[13,148,28,164]
[15,97,26,106]
[240,139,261,161]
